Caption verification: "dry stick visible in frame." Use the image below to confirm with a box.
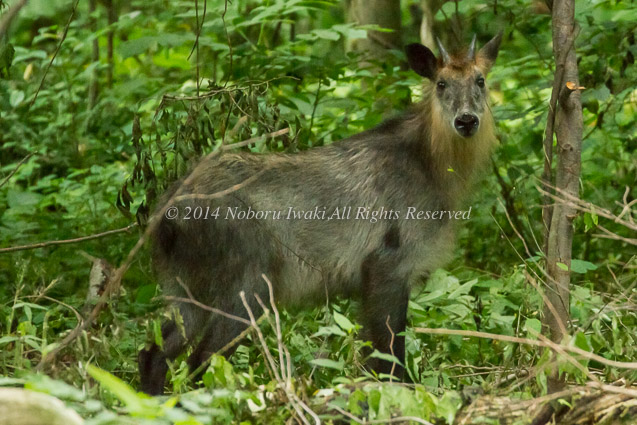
[492,199,570,339]
[413,327,637,370]
[0,0,28,39]
[253,294,283,376]
[0,224,138,254]
[0,153,34,189]
[489,212,567,336]
[524,271,568,341]
[28,0,81,109]
[537,185,637,232]
[25,294,83,325]
[261,275,289,382]
[540,23,580,251]
[167,280,250,326]
[497,198,532,259]
[185,316,264,384]
[593,225,637,246]
[36,129,288,370]
[534,332,600,389]
[491,210,568,342]
[257,276,321,425]
[617,186,636,222]
[590,383,637,399]
[384,315,397,383]
[239,292,316,425]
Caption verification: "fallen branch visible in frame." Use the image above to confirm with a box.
[413,327,637,370]
[0,224,138,254]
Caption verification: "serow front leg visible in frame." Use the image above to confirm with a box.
[361,248,409,379]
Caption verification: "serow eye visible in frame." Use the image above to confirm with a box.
[437,81,446,90]
[476,77,485,88]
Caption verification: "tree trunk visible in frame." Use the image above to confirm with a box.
[543,0,583,392]
[419,0,439,49]
[347,0,402,57]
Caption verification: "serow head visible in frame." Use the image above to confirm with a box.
[405,32,502,139]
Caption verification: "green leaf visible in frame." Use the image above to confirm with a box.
[583,212,598,232]
[10,90,25,107]
[571,259,598,274]
[447,279,478,299]
[312,29,341,41]
[313,325,346,337]
[524,318,542,336]
[6,189,43,209]
[87,365,161,416]
[309,358,345,370]
[556,262,569,271]
[333,310,355,332]
[369,350,403,367]
[118,36,156,58]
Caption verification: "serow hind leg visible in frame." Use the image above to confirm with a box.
[139,320,186,395]
[187,296,260,385]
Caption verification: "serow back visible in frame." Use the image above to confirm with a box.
[139,32,502,395]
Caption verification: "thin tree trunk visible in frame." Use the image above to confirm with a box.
[419,0,438,49]
[347,0,402,57]
[105,0,117,88]
[543,0,583,392]
[88,0,99,110]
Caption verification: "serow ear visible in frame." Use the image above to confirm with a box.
[405,43,438,80]
[476,30,503,74]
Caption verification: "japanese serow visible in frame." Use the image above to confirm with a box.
[139,32,502,395]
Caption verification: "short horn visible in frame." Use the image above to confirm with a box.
[435,37,450,65]
[467,34,477,61]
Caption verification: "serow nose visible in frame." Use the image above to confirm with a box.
[454,113,479,138]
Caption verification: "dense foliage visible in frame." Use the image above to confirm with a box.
[0,0,635,423]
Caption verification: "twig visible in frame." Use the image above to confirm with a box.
[163,296,250,327]
[173,170,265,203]
[524,271,568,340]
[262,274,290,383]
[308,79,322,137]
[0,224,138,254]
[537,184,636,232]
[413,327,637,370]
[186,315,264,383]
[385,315,396,382]
[221,0,233,87]
[593,225,637,246]
[617,186,636,222]
[497,197,532,259]
[258,275,321,424]
[24,294,83,325]
[29,0,81,109]
[158,78,293,103]
[240,291,316,425]
[0,152,34,189]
